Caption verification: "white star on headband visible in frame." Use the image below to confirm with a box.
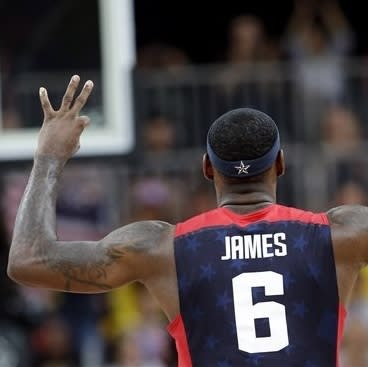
[235,161,251,175]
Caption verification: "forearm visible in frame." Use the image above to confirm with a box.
[8,155,65,281]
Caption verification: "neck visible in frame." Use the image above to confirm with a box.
[216,181,276,213]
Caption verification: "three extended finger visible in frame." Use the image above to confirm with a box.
[39,87,55,119]
[70,80,94,115]
[60,75,80,112]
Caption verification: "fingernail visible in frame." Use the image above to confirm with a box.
[86,80,94,88]
[72,75,80,82]
[39,87,47,95]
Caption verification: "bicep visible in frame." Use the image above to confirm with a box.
[20,220,174,293]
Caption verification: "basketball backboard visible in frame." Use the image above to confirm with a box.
[0,0,135,160]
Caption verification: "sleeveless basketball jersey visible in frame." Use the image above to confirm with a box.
[168,204,346,367]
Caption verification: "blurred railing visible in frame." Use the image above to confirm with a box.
[4,59,368,138]
[133,59,368,145]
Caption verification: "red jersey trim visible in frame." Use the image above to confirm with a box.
[167,314,192,367]
[337,304,347,367]
[168,304,346,367]
[175,204,329,237]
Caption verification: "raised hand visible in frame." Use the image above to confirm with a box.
[36,75,94,160]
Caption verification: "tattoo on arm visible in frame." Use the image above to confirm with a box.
[38,240,121,291]
[43,221,170,291]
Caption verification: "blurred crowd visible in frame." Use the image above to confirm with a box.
[2,0,368,366]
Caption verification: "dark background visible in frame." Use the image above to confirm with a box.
[134,0,367,61]
[0,0,366,73]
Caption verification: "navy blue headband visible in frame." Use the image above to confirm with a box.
[206,131,280,178]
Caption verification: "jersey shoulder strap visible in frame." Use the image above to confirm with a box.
[175,204,329,237]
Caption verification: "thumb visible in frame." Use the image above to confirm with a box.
[72,141,81,156]
[78,115,91,128]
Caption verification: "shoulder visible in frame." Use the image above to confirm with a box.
[273,204,328,224]
[122,220,174,235]
[327,205,368,231]
[327,205,368,265]
[103,220,175,254]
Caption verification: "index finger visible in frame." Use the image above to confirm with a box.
[39,87,55,119]
[70,80,94,115]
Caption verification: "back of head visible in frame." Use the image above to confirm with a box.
[207,108,280,179]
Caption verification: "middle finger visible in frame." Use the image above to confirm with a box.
[59,75,80,112]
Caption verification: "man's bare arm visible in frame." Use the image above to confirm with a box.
[7,75,174,293]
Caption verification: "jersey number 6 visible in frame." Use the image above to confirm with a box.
[232,271,289,353]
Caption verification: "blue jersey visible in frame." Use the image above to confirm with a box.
[168,204,346,367]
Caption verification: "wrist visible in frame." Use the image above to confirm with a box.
[33,154,67,177]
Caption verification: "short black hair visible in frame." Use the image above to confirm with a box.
[208,108,278,161]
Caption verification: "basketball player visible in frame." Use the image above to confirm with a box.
[7,75,368,366]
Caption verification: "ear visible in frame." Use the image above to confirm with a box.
[202,153,214,181]
[276,149,285,177]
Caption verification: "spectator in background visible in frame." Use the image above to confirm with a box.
[320,105,368,191]
[1,92,24,129]
[321,104,363,156]
[331,181,368,206]
[216,15,266,98]
[225,15,266,65]
[133,286,170,366]
[56,165,110,239]
[142,115,177,154]
[136,43,189,72]
[106,286,170,367]
[137,113,200,172]
[214,15,287,137]
[55,166,110,367]
[58,292,106,367]
[31,313,73,367]
[108,330,165,367]
[341,311,368,366]
[0,184,29,367]
[129,176,179,223]
[0,47,24,129]
[187,183,216,218]
[283,0,355,140]
[135,44,193,148]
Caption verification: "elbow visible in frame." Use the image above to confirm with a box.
[7,259,25,283]
[7,253,34,285]
[7,263,37,287]
[7,264,21,285]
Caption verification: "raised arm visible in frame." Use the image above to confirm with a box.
[7,75,174,293]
